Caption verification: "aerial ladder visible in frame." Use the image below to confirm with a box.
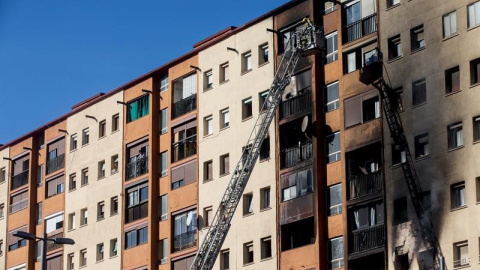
[189,18,324,270]
[360,54,446,269]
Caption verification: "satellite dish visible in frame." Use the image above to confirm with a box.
[186,212,193,226]
[301,115,313,140]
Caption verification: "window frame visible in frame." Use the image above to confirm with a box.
[468,1,480,29]
[325,132,341,164]
[410,25,425,51]
[327,184,342,216]
[325,81,340,112]
[448,122,463,149]
[325,31,338,64]
[442,11,457,38]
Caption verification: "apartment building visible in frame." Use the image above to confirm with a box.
[378,0,480,269]
[63,91,124,270]
[0,147,9,267]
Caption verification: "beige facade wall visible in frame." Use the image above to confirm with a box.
[64,91,124,269]
[198,17,276,270]
[0,147,9,269]
[380,0,480,269]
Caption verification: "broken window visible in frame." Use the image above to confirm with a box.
[393,197,408,224]
[281,217,314,251]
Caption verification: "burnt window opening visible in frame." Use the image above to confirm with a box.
[393,197,408,225]
[281,217,314,251]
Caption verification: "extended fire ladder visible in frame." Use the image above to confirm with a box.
[189,19,324,270]
[361,55,446,269]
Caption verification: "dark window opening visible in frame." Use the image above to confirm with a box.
[281,217,315,251]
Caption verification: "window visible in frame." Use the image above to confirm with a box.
[98,160,106,179]
[364,48,378,66]
[80,249,87,267]
[324,1,336,14]
[388,35,402,60]
[220,62,229,83]
[351,201,384,231]
[418,249,434,270]
[110,238,118,257]
[81,168,89,186]
[68,213,75,230]
[328,237,344,269]
[362,94,380,122]
[220,249,230,270]
[97,201,105,220]
[8,227,27,251]
[70,134,77,151]
[96,243,104,262]
[327,184,342,216]
[81,208,88,226]
[203,160,213,181]
[37,164,44,186]
[172,179,185,190]
[173,209,197,252]
[220,154,229,176]
[242,51,252,73]
[279,22,305,53]
[445,66,460,94]
[393,197,408,224]
[204,70,213,90]
[258,90,268,112]
[46,175,64,198]
[281,167,314,201]
[0,167,5,183]
[261,237,272,259]
[326,132,341,163]
[99,120,106,138]
[126,183,149,223]
[35,203,42,225]
[111,155,118,174]
[127,95,149,122]
[468,1,480,28]
[443,11,457,38]
[203,207,213,228]
[159,151,168,177]
[451,182,466,209]
[448,122,463,149]
[325,81,339,112]
[172,120,197,162]
[476,177,480,203]
[82,128,89,145]
[111,196,118,216]
[0,204,4,219]
[453,241,469,267]
[243,193,253,215]
[159,239,168,264]
[387,0,400,8]
[112,114,119,132]
[410,25,425,51]
[69,173,76,191]
[260,187,270,210]
[470,58,480,85]
[159,73,169,92]
[204,115,213,136]
[220,108,229,129]
[242,97,253,120]
[259,44,269,65]
[160,108,168,134]
[159,194,168,221]
[67,253,74,270]
[10,191,28,213]
[412,78,426,106]
[346,51,357,73]
[414,133,429,159]
[473,116,480,142]
[243,242,254,265]
[326,32,338,63]
[259,137,270,160]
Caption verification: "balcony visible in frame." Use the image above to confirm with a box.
[344,14,377,44]
[173,230,197,252]
[173,94,197,119]
[359,49,382,85]
[348,171,383,200]
[126,155,148,180]
[46,232,63,252]
[125,201,148,223]
[10,198,28,214]
[172,136,197,163]
[281,141,312,169]
[46,154,65,175]
[453,258,470,268]
[11,170,29,190]
[280,90,312,120]
[349,224,385,254]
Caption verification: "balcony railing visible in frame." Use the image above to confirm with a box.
[125,201,148,223]
[172,136,197,163]
[349,224,385,254]
[46,154,65,175]
[126,155,148,180]
[10,198,28,214]
[348,171,383,200]
[281,141,313,169]
[344,14,377,43]
[453,258,470,268]
[11,170,29,190]
[280,89,312,119]
[173,94,197,119]
[173,230,197,252]
[46,232,63,252]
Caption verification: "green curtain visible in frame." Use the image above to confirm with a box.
[128,101,138,122]
[141,96,149,117]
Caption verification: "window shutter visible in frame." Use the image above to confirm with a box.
[345,96,362,127]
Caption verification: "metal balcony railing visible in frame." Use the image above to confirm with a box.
[11,170,29,190]
[280,89,312,119]
[173,230,197,252]
[348,171,383,200]
[173,94,197,119]
[125,201,148,223]
[349,224,385,254]
[126,155,148,180]
[46,154,65,175]
[172,136,197,163]
[281,141,313,169]
[10,198,28,214]
[344,14,377,43]
[47,232,63,252]
[453,258,470,268]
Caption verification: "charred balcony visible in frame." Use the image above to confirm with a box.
[280,116,312,169]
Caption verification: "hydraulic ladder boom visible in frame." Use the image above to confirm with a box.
[189,19,324,270]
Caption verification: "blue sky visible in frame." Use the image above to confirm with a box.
[0,0,290,144]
